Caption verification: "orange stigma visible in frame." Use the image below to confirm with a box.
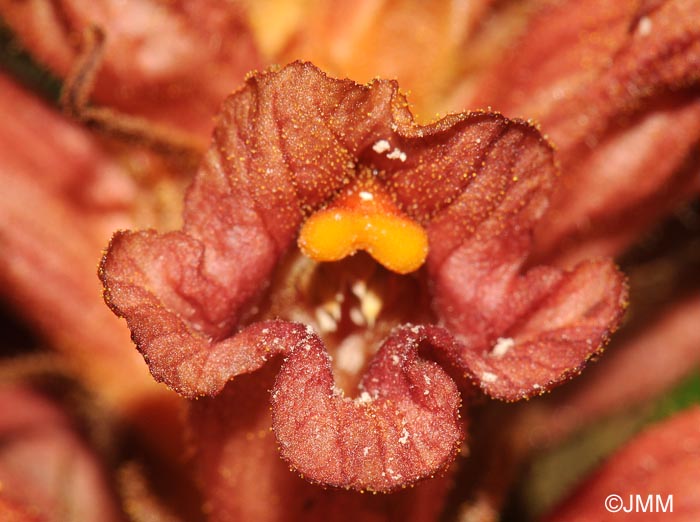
[298,178,428,274]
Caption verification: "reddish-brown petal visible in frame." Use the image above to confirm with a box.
[0,0,262,139]
[447,260,627,401]
[100,229,306,396]
[464,0,700,262]
[189,362,455,522]
[537,95,700,266]
[101,62,586,398]
[544,406,700,522]
[425,115,628,400]
[466,0,640,122]
[531,293,700,444]
[100,62,402,396]
[271,325,463,492]
[468,0,700,142]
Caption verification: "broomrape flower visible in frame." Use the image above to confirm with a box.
[98,61,626,492]
[0,1,699,521]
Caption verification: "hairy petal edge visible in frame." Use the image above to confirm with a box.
[272,325,463,493]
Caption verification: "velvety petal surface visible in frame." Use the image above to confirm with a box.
[0,496,42,522]
[437,259,627,401]
[101,62,628,492]
[101,61,615,399]
[425,112,627,400]
[272,325,463,492]
[189,362,454,521]
[101,61,419,397]
[531,292,700,444]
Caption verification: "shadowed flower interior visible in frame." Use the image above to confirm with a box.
[99,61,627,493]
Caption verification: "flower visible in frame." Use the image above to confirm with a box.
[0,1,698,521]
[459,0,700,265]
[99,62,626,494]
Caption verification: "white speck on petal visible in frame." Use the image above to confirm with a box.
[357,391,373,404]
[491,337,515,358]
[637,16,652,36]
[386,148,407,162]
[372,139,391,153]
[358,191,374,201]
[399,428,410,444]
[387,468,402,480]
[482,372,498,383]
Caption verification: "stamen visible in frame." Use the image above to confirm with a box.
[298,179,428,274]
